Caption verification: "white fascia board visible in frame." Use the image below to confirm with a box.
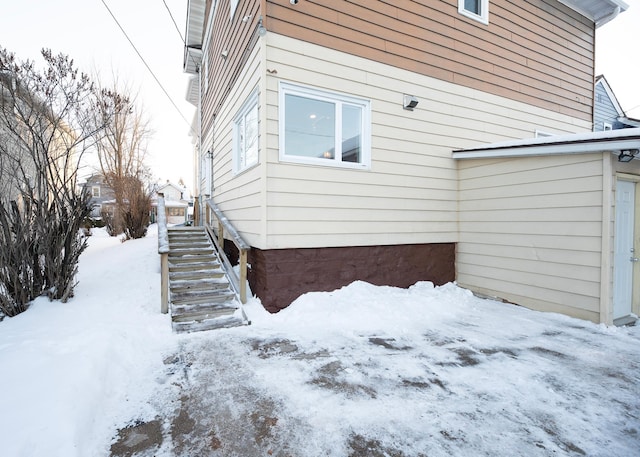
[452,128,640,159]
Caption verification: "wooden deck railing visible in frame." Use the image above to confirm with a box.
[157,194,169,314]
[204,199,250,304]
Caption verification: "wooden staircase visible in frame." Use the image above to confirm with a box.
[166,226,247,333]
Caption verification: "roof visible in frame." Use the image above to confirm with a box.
[452,128,640,160]
[183,0,206,74]
[558,0,629,27]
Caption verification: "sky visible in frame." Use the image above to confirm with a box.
[0,0,196,190]
[0,0,638,194]
[0,226,638,456]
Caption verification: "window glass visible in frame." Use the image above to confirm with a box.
[280,83,370,169]
[285,94,335,160]
[465,0,481,14]
[233,90,260,173]
[342,104,361,163]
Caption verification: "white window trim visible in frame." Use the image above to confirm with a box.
[233,89,260,174]
[458,0,489,25]
[278,81,371,170]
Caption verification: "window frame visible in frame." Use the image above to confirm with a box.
[458,0,489,25]
[232,89,260,174]
[278,81,371,170]
[91,186,100,198]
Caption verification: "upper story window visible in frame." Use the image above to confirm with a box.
[91,186,100,198]
[233,90,259,174]
[279,82,371,170]
[458,0,489,25]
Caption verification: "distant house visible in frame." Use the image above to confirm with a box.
[81,174,115,218]
[151,181,190,225]
[183,0,639,325]
[594,75,640,132]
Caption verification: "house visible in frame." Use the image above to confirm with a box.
[594,75,640,132]
[81,173,116,218]
[183,0,635,324]
[150,181,190,225]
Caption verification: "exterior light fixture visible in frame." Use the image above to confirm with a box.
[618,149,639,163]
[221,50,229,59]
[403,94,419,111]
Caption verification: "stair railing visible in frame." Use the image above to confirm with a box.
[157,194,169,314]
[204,199,250,304]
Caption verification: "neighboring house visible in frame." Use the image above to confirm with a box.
[594,75,640,132]
[183,0,636,325]
[81,174,116,218]
[151,181,190,225]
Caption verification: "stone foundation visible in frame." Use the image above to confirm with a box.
[244,243,455,313]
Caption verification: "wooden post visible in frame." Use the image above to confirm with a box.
[161,252,169,313]
[239,249,248,304]
[218,220,224,250]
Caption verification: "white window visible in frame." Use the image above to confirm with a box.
[91,186,100,198]
[233,90,259,173]
[279,82,371,169]
[603,122,613,131]
[458,0,489,25]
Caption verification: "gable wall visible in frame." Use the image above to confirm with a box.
[265,0,594,124]
[594,82,621,131]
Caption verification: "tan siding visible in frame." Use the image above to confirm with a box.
[260,33,587,249]
[202,0,262,134]
[209,38,264,247]
[265,0,594,122]
[457,153,605,323]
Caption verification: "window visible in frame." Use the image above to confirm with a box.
[458,0,489,24]
[233,90,259,173]
[91,186,100,198]
[279,82,371,169]
[168,207,185,217]
[603,122,613,131]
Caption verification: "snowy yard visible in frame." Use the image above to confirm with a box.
[0,227,639,456]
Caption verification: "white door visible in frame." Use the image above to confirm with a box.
[613,180,636,320]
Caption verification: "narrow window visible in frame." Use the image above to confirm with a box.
[459,0,489,24]
[233,90,260,173]
[92,186,100,198]
[279,82,371,169]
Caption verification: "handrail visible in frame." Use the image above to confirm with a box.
[204,199,250,304]
[157,194,169,314]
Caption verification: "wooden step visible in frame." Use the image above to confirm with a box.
[169,270,225,281]
[172,314,244,333]
[170,279,229,293]
[169,261,221,272]
[171,301,237,321]
[171,290,236,306]
[169,247,214,256]
[168,254,218,264]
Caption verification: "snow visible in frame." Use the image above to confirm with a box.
[1,227,639,456]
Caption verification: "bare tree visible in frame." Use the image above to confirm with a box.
[93,82,152,239]
[0,47,110,317]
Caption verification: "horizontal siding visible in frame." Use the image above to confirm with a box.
[457,153,606,322]
[265,0,594,122]
[210,38,264,247]
[261,33,588,249]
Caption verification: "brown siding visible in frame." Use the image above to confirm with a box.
[201,0,262,134]
[248,243,456,312]
[265,0,594,122]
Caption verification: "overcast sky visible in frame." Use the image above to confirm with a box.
[1,0,638,193]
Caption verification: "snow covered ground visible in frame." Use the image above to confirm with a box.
[0,227,639,456]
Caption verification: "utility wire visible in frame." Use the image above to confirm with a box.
[162,0,186,45]
[99,0,195,134]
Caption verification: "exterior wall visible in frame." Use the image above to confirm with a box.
[261,33,590,250]
[456,153,607,322]
[248,243,455,312]
[594,81,621,131]
[210,35,264,247]
[265,0,595,123]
